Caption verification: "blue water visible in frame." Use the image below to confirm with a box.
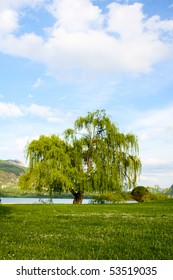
[0,197,137,204]
[0,197,90,204]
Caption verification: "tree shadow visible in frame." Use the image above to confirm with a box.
[0,204,13,216]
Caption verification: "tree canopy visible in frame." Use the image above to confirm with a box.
[19,110,141,204]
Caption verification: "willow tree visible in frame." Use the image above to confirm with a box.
[19,110,141,204]
[19,134,84,198]
[64,110,141,203]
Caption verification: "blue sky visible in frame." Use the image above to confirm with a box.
[0,0,173,188]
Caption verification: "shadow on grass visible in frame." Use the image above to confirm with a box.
[0,205,13,216]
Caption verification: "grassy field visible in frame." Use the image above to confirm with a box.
[0,200,173,260]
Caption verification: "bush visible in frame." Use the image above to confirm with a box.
[91,192,125,204]
[147,192,170,201]
[131,186,149,202]
[146,185,171,201]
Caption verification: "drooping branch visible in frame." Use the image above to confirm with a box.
[20,110,142,204]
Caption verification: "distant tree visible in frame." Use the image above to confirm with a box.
[19,110,141,204]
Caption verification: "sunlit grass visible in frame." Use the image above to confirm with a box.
[0,201,173,260]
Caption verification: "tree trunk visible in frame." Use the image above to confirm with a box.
[71,190,83,204]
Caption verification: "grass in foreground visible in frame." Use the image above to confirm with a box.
[0,201,173,260]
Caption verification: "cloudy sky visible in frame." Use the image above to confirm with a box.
[0,0,173,188]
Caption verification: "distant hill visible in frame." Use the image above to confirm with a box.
[0,159,26,187]
[7,159,25,167]
[167,184,173,196]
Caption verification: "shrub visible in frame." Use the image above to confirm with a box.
[91,192,125,204]
[131,186,149,202]
[148,192,169,201]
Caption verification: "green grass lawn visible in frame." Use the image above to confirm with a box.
[0,201,173,260]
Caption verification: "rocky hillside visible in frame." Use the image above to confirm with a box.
[0,160,26,187]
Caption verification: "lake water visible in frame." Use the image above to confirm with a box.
[0,197,137,204]
[0,197,90,204]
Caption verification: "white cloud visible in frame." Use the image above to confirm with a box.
[133,105,173,142]
[0,33,44,61]
[0,0,44,10]
[0,1,173,78]
[42,1,171,76]
[129,104,173,187]
[26,103,72,124]
[145,15,173,38]
[0,9,19,35]
[32,78,42,88]
[107,2,144,40]
[138,159,173,188]
[27,104,53,118]
[16,136,33,157]
[0,0,45,39]
[48,0,103,32]
[0,102,23,118]
[0,101,73,124]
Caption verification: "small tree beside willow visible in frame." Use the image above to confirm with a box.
[19,110,141,204]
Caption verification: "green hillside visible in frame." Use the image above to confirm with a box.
[0,160,26,187]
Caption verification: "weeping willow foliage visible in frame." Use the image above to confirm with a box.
[64,109,141,193]
[19,110,141,199]
[19,135,80,196]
